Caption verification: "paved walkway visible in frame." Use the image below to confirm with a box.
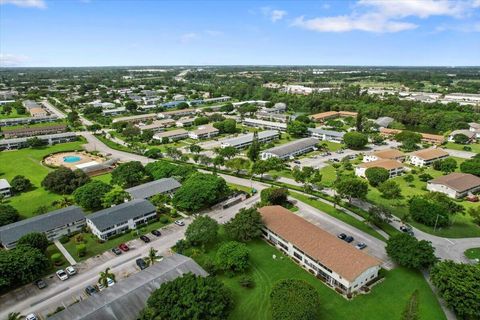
[422,270,457,320]
[54,240,77,265]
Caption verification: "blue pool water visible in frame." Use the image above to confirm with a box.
[63,156,81,163]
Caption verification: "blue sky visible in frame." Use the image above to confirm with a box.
[1,0,479,67]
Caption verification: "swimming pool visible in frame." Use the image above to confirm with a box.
[63,155,81,163]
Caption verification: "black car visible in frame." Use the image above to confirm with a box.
[337,233,347,240]
[140,235,151,243]
[111,247,122,255]
[85,285,98,296]
[34,279,47,289]
[136,258,148,270]
[344,236,354,243]
[151,230,161,237]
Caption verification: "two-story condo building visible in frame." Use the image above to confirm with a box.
[125,178,181,200]
[87,199,157,240]
[363,149,406,163]
[153,129,188,142]
[308,128,345,143]
[408,148,449,167]
[0,206,86,249]
[260,138,318,160]
[242,118,287,131]
[220,130,280,149]
[259,206,381,294]
[355,159,405,178]
[427,173,480,199]
[188,125,219,140]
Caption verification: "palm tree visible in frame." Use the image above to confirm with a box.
[145,247,159,266]
[7,312,23,320]
[98,267,115,287]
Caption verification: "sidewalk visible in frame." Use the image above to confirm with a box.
[54,240,77,265]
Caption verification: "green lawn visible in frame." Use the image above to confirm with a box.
[0,107,28,119]
[444,142,480,154]
[63,218,173,261]
[92,173,112,184]
[191,236,446,320]
[289,191,386,241]
[0,141,86,218]
[227,183,255,195]
[464,248,480,260]
[2,119,67,131]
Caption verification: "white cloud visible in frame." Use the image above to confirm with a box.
[0,0,46,8]
[180,33,199,44]
[0,53,30,67]
[292,0,480,33]
[261,7,287,22]
[292,14,417,33]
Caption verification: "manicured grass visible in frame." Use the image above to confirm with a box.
[319,165,338,187]
[289,191,386,241]
[0,141,86,218]
[227,183,255,195]
[444,142,480,154]
[46,244,69,270]
[63,218,173,261]
[94,134,137,153]
[2,119,67,131]
[0,107,28,119]
[92,173,112,184]
[464,248,480,260]
[191,236,446,320]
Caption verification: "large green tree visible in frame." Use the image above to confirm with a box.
[430,261,480,320]
[270,279,320,320]
[287,120,308,137]
[409,196,450,227]
[260,187,289,205]
[41,167,90,194]
[17,232,49,253]
[460,158,480,176]
[334,176,368,202]
[386,233,436,269]
[10,175,32,194]
[185,216,219,246]
[216,241,249,273]
[145,160,194,181]
[224,208,263,242]
[139,273,233,320]
[343,132,368,150]
[73,180,112,211]
[365,167,390,187]
[0,204,19,227]
[172,173,230,212]
[111,161,147,188]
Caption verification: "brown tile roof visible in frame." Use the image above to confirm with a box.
[429,173,480,192]
[410,148,449,160]
[310,111,358,121]
[379,128,402,135]
[420,133,445,143]
[359,159,404,170]
[258,205,381,282]
[372,149,405,160]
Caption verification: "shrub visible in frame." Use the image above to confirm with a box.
[59,235,69,244]
[239,275,255,288]
[51,253,63,265]
[159,215,169,224]
[76,243,86,257]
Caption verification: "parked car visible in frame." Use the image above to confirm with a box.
[136,258,148,270]
[174,220,185,226]
[119,243,129,251]
[66,266,76,276]
[355,242,367,250]
[337,233,347,240]
[26,314,38,320]
[140,235,151,243]
[111,247,122,255]
[56,270,68,281]
[344,236,354,243]
[85,285,98,296]
[400,225,414,236]
[293,160,301,164]
[34,279,47,289]
[97,283,106,292]
[107,278,115,287]
[151,230,161,237]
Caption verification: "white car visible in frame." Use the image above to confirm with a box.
[56,269,69,281]
[174,220,185,226]
[26,314,37,320]
[107,278,115,287]
[66,266,76,276]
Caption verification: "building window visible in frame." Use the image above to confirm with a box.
[293,251,303,260]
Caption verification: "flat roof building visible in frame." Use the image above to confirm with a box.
[310,111,358,122]
[0,206,86,249]
[0,132,77,150]
[261,138,318,160]
[243,118,287,131]
[126,178,181,199]
[153,128,188,142]
[308,128,344,143]
[112,113,158,124]
[0,115,58,127]
[188,125,219,140]
[2,124,67,139]
[259,206,381,294]
[220,130,280,149]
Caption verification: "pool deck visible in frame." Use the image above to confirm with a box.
[44,151,104,170]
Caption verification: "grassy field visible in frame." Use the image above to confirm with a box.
[444,142,480,154]
[0,141,86,217]
[191,235,445,320]
[63,218,173,261]
[464,248,480,260]
[2,119,67,131]
[289,191,386,241]
[0,107,28,119]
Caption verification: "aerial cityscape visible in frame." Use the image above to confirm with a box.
[0,1,479,320]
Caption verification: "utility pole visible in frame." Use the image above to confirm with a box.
[433,214,440,232]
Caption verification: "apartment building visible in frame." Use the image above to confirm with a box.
[259,206,381,295]
[188,125,219,140]
[0,115,58,127]
[427,173,480,199]
[408,148,449,167]
[220,130,280,149]
[355,159,405,178]
[112,113,158,124]
[0,132,77,150]
[87,199,157,240]
[153,129,188,142]
[2,124,67,139]
[136,119,175,133]
[126,178,181,200]
[0,206,86,249]
[260,138,318,160]
[310,111,358,122]
[448,129,476,143]
[308,128,345,143]
[363,149,405,163]
[242,118,287,131]
[158,108,196,119]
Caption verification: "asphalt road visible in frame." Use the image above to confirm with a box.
[0,194,260,318]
